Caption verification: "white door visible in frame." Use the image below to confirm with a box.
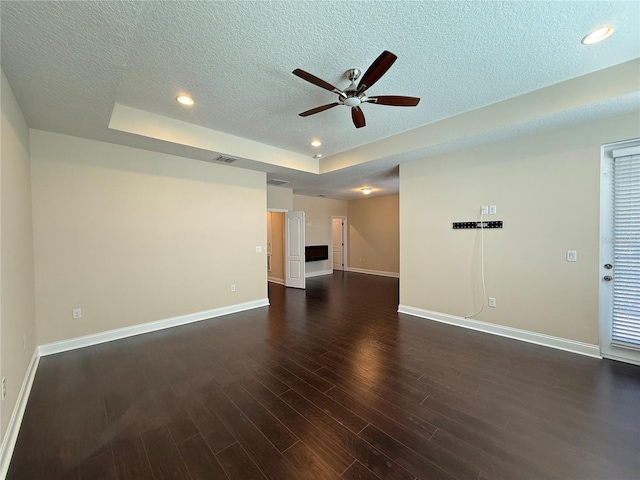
[332,218,344,270]
[285,211,306,289]
[600,140,640,365]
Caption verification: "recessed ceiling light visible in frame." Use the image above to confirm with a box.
[313,153,323,159]
[582,26,614,45]
[361,187,372,195]
[311,140,322,147]
[176,95,195,106]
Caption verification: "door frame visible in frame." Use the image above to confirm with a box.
[599,138,640,365]
[266,209,287,285]
[331,216,347,271]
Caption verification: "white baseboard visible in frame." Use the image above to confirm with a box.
[346,267,400,279]
[305,269,333,278]
[39,298,270,356]
[0,349,40,479]
[397,305,601,358]
[267,277,285,285]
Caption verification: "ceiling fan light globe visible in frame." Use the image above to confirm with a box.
[344,97,361,107]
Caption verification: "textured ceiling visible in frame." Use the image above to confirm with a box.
[1,1,639,200]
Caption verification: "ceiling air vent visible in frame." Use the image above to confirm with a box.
[267,179,290,186]
[213,155,238,164]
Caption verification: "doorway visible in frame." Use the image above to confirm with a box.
[267,210,306,289]
[599,138,640,365]
[332,216,347,271]
[267,211,285,285]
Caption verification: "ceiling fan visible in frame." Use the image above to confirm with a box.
[292,51,420,129]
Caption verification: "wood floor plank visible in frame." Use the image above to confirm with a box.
[359,423,472,480]
[140,426,191,480]
[78,450,117,480]
[315,357,558,479]
[112,434,155,480]
[282,440,342,480]
[266,365,369,434]
[7,273,640,480]
[184,393,237,454]
[279,389,415,480]
[341,460,381,480]
[244,379,355,474]
[222,382,299,452]
[324,384,480,480]
[216,443,267,480]
[265,355,335,393]
[204,388,300,480]
[177,433,229,480]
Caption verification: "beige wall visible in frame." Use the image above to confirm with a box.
[348,195,399,275]
[267,185,293,211]
[400,111,640,345]
[267,212,285,282]
[293,195,347,275]
[31,130,267,345]
[1,70,37,439]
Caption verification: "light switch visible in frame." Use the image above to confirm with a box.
[489,205,497,215]
[480,205,489,215]
[566,250,577,262]
[256,246,262,253]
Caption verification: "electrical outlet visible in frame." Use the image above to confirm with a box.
[489,205,497,215]
[256,246,262,253]
[72,308,82,319]
[231,284,236,292]
[480,205,489,215]
[488,297,497,308]
[2,377,6,400]
[566,250,577,262]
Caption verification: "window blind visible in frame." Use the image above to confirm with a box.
[612,151,640,349]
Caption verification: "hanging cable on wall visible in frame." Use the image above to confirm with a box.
[465,211,487,319]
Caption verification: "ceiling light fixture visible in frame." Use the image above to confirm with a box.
[581,26,615,45]
[361,187,372,195]
[176,95,195,105]
[313,153,323,159]
[310,140,322,147]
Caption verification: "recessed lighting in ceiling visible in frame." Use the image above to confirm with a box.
[361,187,372,195]
[176,95,195,106]
[581,26,614,45]
[310,139,322,147]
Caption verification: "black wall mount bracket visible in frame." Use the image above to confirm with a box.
[453,221,503,229]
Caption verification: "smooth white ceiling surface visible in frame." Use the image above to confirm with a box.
[1,1,639,199]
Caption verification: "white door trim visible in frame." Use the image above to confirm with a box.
[599,138,640,365]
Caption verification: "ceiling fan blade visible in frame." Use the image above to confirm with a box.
[351,106,366,128]
[292,69,341,93]
[299,103,340,117]
[367,95,420,107]
[356,50,397,95]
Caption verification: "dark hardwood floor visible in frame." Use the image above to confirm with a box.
[8,272,640,480]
